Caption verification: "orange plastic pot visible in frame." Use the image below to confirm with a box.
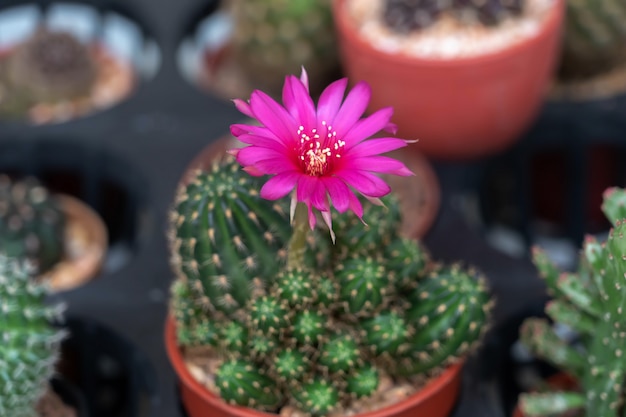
[332,0,565,160]
[165,318,463,417]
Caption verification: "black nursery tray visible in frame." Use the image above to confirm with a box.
[1,0,626,417]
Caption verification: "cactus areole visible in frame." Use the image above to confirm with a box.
[167,68,493,417]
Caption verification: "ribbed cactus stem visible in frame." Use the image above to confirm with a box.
[287,203,311,270]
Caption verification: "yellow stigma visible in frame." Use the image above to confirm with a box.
[297,122,343,177]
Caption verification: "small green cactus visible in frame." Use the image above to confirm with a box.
[0,28,95,117]
[227,0,338,98]
[519,186,626,417]
[169,156,493,416]
[0,176,66,274]
[215,359,282,410]
[0,255,66,417]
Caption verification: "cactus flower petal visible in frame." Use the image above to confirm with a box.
[230,68,414,231]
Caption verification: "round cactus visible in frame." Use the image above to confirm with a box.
[270,348,311,383]
[0,256,66,417]
[335,256,394,318]
[361,311,412,357]
[292,378,340,417]
[215,359,282,410]
[4,29,95,105]
[247,295,290,335]
[291,310,328,346]
[346,365,379,399]
[272,268,315,308]
[0,176,65,274]
[319,333,362,374]
[385,237,431,291]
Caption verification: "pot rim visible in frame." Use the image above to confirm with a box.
[165,317,464,417]
[332,0,565,67]
[42,194,108,292]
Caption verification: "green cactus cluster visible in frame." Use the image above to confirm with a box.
[169,155,493,416]
[558,0,626,80]
[0,175,66,274]
[519,186,626,417]
[0,255,66,417]
[226,0,339,98]
[0,28,96,118]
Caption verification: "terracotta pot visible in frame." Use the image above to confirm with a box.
[331,0,565,160]
[180,135,440,239]
[512,373,578,417]
[165,318,463,417]
[42,194,108,292]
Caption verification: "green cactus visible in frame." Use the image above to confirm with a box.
[558,0,626,80]
[226,0,338,98]
[334,195,402,260]
[0,176,65,274]
[215,359,282,410]
[396,265,493,376]
[519,187,626,417]
[335,256,395,318]
[346,365,379,399]
[319,333,363,374]
[0,256,66,417]
[170,157,493,415]
[0,28,95,117]
[292,378,340,417]
[169,155,292,317]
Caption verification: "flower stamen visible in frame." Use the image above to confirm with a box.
[297,122,344,177]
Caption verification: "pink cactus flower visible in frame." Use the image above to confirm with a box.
[230,69,414,239]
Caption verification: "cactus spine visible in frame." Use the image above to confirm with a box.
[169,155,493,416]
[0,256,66,417]
[519,186,626,417]
[0,176,65,274]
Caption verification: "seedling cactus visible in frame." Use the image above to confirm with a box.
[0,176,66,274]
[519,186,626,417]
[169,69,494,416]
[0,255,66,417]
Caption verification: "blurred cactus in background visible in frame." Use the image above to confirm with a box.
[0,28,96,117]
[519,187,626,417]
[226,0,339,97]
[0,176,65,274]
